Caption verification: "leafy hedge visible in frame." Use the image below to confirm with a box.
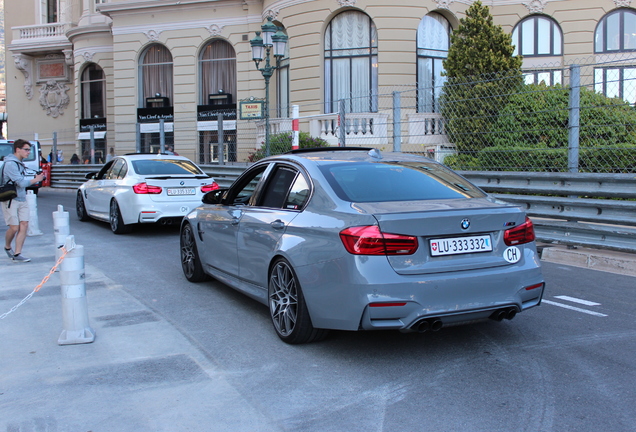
[444,83,636,173]
[249,132,330,162]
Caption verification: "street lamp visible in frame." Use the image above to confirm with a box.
[250,17,288,157]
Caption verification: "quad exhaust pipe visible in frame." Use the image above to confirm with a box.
[489,307,518,321]
[411,318,443,333]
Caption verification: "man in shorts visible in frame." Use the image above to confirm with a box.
[1,139,45,262]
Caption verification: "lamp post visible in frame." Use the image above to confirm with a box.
[250,17,288,157]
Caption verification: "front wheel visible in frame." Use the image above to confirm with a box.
[109,199,132,234]
[76,191,89,221]
[268,258,328,344]
[180,223,209,282]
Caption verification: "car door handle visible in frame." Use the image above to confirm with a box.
[271,219,285,230]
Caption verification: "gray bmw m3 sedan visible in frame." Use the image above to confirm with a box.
[180,147,545,344]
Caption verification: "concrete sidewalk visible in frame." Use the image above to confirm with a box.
[539,243,636,277]
[0,229,279,431]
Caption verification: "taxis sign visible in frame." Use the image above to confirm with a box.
[240,100,264,120]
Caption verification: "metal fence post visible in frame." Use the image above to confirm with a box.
[89,125,96,164]
[159,119,165,153]
[393,91,402,152]
[217,112,225,165]
[568,64,580,173]
[338,99,346,147]
[136,122,141,153]
[51,132,57,165]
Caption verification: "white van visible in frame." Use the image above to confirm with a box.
[0,140,44,194]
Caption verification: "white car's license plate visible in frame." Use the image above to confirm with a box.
[429,235,492,256]
[167,187,196,196]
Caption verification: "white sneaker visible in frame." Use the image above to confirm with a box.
[12,254,31,262]
[4,247,14,259]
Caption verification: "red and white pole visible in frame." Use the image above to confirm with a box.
[292,105,299,150]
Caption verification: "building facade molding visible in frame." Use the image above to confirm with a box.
[206,24,225,37]
[38,80,70,118]
[13,54,34,100]
[143,29,164,41]
[523,0,548,13]
[436,0,454,9]
[111,15,262,37]
[614,0,632,7]
[337,0,356,7]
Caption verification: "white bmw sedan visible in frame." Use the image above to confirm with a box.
[77,153,218,234]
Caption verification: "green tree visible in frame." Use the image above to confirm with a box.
[441,0,523,153]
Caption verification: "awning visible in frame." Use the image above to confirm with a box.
[77,131,106,140]
[197,120,237,131]
[139,122,174,133]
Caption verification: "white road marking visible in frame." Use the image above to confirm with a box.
[543,300,608,317]
[554,295,601,307]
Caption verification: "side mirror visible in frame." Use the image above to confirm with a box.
[85,172,97,180]
[202,188,227,205]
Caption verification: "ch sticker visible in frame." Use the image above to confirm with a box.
[503,246,521,263]
[180,206,189,213]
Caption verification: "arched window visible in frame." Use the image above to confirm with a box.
[595,8,636,53]
[199,40,236,104]
[81,64,105,119]
[417,12,451,113]
[594,9,636,104]
[139,44,173,107]
[512,15,562,57]
[324,11,378,113]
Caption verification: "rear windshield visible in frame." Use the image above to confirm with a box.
[131,159,204,176]
[0,144,11,161]
[0,143,36,162]
[320,161,486,202]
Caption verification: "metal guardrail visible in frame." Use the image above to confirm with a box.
[50,165,635,253]
[459,171,636,253]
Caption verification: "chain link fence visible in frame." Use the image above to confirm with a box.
[20,55,636,173]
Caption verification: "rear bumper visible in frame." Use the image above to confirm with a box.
[133,202,199,223]
[294,246,544,331]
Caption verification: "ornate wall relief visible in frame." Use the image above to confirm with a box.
[39,80,70,118]
[523,0,548,13]
[207,24,224,37]
[13,54,34,100]
[337,0,356,7]
[436,0,454,9]
[615,0,632,6]
[143,29,163,41]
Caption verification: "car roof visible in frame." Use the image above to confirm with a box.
[265,147,436,165]
[118,153,192,161]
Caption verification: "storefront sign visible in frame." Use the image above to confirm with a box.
[240,100,264,119]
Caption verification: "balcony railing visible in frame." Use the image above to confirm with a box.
[14,23,70,40]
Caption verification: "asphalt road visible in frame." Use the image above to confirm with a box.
[23,189,636,432]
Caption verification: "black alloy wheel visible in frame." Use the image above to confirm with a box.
[180,223,208,282]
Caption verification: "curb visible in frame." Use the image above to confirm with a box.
[539,243,636,277]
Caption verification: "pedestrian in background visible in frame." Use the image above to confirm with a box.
[106,147,115,162]
[2,139,45,262]
[70,153,80,164]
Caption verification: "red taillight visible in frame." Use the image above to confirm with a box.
[369,302,407,307]
[504,217,536,246]
[525,282,544,291]
[133,182,162,194]
[201,182,220,193]
[339,225,418,255]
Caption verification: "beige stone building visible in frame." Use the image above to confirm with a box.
[3,0,635,163]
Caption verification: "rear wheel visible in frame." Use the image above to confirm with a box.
[76,192,89,221]
[109,199,132,234]
[268,258,328,344]
[180,223,209,282]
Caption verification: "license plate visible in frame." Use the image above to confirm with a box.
[429,235,492,256]
[167,187,196,196]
